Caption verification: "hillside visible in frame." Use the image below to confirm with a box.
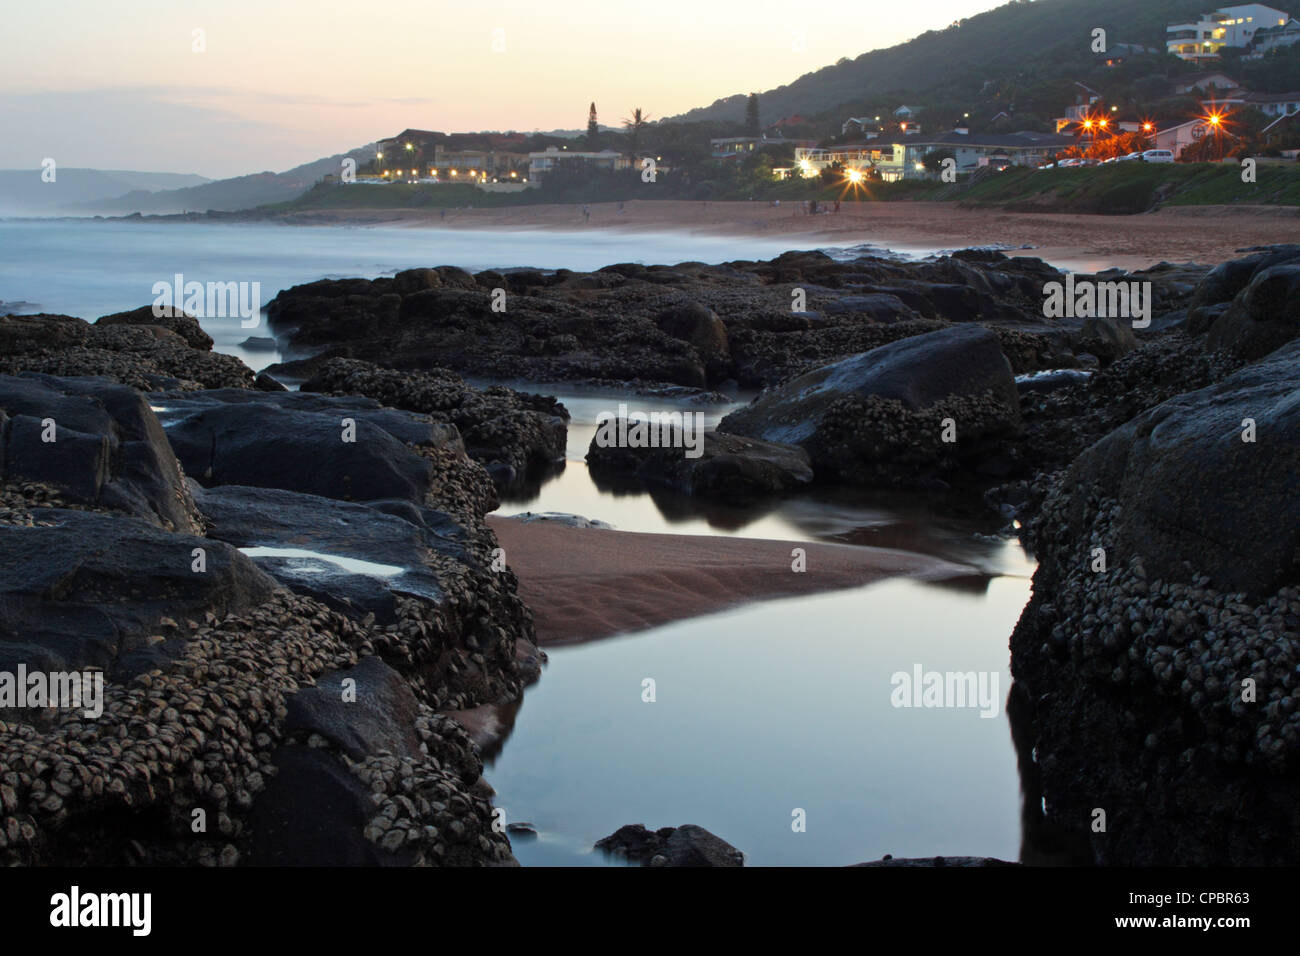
[78,145,379,215]
[670,0,1208,125]
[0,169,209,217]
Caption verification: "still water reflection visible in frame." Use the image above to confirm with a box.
[484,390,1041,866]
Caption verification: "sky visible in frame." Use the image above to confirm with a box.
[0,0,1009,179]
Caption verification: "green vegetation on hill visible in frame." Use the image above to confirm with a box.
[919,161,1300,211]
[672,0,1209,125]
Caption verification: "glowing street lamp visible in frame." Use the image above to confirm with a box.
[845,167,863,184]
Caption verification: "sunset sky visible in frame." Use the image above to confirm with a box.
[0,0,1007,178]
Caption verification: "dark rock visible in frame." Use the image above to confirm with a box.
[158,392,456,505]
[1207,262,1300,360]
[244,745,416,866]
[595,823,744,867]
[0,508,277,675]
[1047,338,1300,594]
[284,656,423,762]
[0,373,201,532]
[97,305,214,350]
[254,371,288,391]
[587,423,812,499]
[297,358,567,486]
[191,483,449,619]
[0,312,254,391]
[719,325,1020,485]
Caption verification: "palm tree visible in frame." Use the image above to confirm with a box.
[623,108,650,159]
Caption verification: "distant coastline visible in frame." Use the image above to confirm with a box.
[33,199,1300,273]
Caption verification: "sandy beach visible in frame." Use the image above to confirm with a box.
[487,515,975,645]
[281,199,1300,271]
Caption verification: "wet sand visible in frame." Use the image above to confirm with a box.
[487,515,975,645]
[283,200,1300,271]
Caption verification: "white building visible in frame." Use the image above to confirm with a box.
[1167,4,1291,60]
[1248,16,1300,54]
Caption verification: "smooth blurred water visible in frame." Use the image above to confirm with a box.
[486,390,1035,866]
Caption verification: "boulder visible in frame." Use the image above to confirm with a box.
[587,423,812,499]
[0,373,202,532]
[284,656,424,762]
[1049,338,1300,594]
[719,326,1020,484]
[1207,262,1300,360]
[653,302,730,366]
[96,305,214,350]
[158,393,457,505]
[595,823,744,867]
[1071,316,1137,365]
[192,483,449,621]
[0,509,277,675]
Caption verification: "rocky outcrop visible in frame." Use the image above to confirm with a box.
[261,251,1093,393]
[96,306,215,351]
[595,823,744,867]
[1009,339,1300,865]
[0,370,538,867]
[298,358,567,490]
[586,423,812,499]
[0,313,254,391]
[719,325,1021,486]
[0,373,202,533]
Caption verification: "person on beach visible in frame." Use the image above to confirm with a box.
[584,204,590,223]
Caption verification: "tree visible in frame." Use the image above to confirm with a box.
[623,108,650,158]
[587,103,599,149]
[923,148,956,174]
[745,93,760,138]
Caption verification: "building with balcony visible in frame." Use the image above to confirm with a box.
[1167,4,1291,60]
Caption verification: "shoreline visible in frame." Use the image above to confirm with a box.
[19,199,1300,272]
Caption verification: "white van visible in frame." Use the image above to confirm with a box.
[1141,149,1175,163]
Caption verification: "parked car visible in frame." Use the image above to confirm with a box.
[1117,152,1143,162]
[1142,149,1175,163]
[1058,158,1084,168]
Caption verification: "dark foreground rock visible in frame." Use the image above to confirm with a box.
[1010,337,1300,865]
[595,823,745,867]
[0,367,539,866]
[719,325,1022,486]
[0,373,202,533]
